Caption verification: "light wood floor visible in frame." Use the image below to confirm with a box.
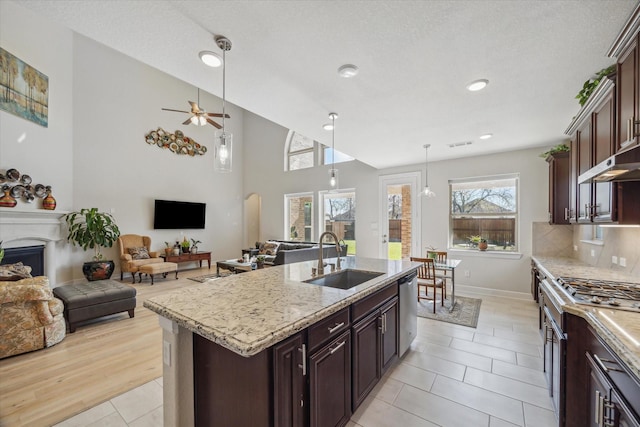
[0,267,213,427]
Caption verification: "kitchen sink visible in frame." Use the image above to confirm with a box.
[304,269,384,290]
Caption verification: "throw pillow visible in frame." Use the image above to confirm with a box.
[128,247,150,260]
[260,241,280,256]
[0,262,33,281]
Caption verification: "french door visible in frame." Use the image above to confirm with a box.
[378,173,420,260]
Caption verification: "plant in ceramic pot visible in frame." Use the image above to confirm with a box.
[256,255,265,269]
[190,238,201,254]
[64,208,120,281]
[181,238,191,254]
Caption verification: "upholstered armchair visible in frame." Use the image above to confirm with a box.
[117,234,164,282]
[0,276,66,359]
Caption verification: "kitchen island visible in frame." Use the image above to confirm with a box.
[144,256,418,427]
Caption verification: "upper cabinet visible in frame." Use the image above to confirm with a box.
[609,4,640,151]
[546,151,570,224]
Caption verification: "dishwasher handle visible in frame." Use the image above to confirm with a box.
[398,272,417,285]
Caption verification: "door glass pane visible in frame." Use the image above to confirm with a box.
[387,184,412,260]
[286,194,313,242]
[322,191,356,255]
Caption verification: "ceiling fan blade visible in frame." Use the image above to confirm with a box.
[182,118,192,125]
[205,113,231,118]
[162,108,190,114]
[206,118,222,129]
[188,101,201,113]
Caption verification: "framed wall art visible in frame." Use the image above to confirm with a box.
[0,47,49,127]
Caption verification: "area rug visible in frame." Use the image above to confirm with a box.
[188,273,230,283]
[417,296,482,328]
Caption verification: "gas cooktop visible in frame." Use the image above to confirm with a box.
[556,277,640,312]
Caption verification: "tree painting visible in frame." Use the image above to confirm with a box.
[0,48,48,127]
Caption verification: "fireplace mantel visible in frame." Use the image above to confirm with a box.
[0,207,69,281]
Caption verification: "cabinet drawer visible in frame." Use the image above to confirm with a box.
[308,307,350,353]
[351,282,398,323]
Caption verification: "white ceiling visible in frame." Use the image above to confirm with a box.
[16,0,639,168]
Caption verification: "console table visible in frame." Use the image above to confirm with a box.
[161,251,211,269]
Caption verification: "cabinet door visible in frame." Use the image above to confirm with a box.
[309,330,351,427]
[547,152,571,224]
[273,333,306,427]
[592,89,616,222]
[569,137,578,222]
[612,388,640,427]
[351,311,381,410]
[380,298,398,375]
[577,121,592,222]
[617,38,639,150]
[587,352,613,427]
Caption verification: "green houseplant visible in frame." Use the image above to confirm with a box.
[575,64,616,106]
[65,208,121,281]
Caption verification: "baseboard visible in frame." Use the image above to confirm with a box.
[455,284,531,301]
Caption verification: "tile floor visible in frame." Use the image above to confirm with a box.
[55,294,555,427]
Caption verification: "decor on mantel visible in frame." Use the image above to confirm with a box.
[42,186,56,210]
[0,168,54,208]
[202,35,233,173]
[0,48,49,127]
[64,208,121,281]
[422,144,435,197]
[144,128,206,156]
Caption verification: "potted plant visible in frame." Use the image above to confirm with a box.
[164,242,172,257]
[181,238,190,254]
[426,245,438,259]
[64,208,120,281]
[190,238,201,254]
[256,255,265,269]
[468,235,488,250]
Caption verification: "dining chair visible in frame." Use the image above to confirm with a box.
[431,251,449,298]
[410,257,445,313]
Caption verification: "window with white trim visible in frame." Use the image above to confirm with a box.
[285,131,316,171]
[449,174,518,252]
[320,189,356,255]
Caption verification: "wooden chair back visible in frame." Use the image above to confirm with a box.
[410,256,436,281]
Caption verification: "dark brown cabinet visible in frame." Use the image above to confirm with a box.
[546,152,571,224]
[351,296,398,410]
[615,34,639,150]
[309,330,352,427]
[274,333,306,427]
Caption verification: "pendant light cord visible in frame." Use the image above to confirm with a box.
[222,45,226,131]
[332,115,336,169]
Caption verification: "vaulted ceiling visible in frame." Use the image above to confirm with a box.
[17,0,639,168]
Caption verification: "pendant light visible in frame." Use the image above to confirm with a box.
[423,144,435,197]
[327,112,339,189]
[213,36,232,173]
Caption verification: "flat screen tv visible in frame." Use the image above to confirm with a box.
[154,199,206,229]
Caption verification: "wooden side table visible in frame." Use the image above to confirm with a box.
[161,251,211,269]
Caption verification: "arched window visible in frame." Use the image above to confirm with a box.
[285,130,316,171]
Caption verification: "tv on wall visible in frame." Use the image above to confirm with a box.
[153,199,206,229]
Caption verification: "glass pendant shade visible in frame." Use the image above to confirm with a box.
[422,144,435,198]
[214,130,233,173]
[423,186,436,197]
[329,168,338,188]
[191,115,207,126]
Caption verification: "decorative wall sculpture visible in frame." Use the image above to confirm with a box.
[144,128,207,156]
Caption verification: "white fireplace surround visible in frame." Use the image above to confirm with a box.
[0,207,68,280]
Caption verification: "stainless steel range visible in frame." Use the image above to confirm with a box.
[556,277,640,311]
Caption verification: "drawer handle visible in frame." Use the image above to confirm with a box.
[298,344,306,376]
[593,354,625,372]
[329,340,346,355]
[327,322,345,334]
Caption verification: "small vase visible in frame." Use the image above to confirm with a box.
[42,188,56,210]
[172,248,180,256]
[0,189,17,208]
[478,242,488,251]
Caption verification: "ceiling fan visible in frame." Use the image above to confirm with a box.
[161,88,230,129]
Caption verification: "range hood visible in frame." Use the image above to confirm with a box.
[578,144,640,184]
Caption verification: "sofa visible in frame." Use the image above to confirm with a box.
[0,275,66,359]
[257,240,347,266]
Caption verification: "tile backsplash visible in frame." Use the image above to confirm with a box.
[532,222,640,278]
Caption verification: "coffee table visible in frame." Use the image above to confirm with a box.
[216,259,252,275]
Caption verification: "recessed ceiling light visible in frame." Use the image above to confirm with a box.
[323,123,334,130]
[479,133,493,140]
[466,79,489,91]
[338,64,359,78]
[199,50,223,67]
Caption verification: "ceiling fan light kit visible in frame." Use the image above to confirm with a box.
[338,64,359,78]
[213,35,233,173]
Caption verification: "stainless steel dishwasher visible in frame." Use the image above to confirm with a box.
[398,271,418,356]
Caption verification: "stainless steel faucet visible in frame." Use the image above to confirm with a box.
[318,231,342,274]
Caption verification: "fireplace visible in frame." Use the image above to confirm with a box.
[0,208,67,283]
[1,245,45,276]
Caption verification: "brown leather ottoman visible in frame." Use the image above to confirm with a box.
[53,280,136,333]
[137,262,178,285]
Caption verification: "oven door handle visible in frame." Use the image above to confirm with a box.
[543,306,566,340]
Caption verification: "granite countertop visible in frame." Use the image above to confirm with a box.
[531,256,640,380]
[144,256,417,357]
